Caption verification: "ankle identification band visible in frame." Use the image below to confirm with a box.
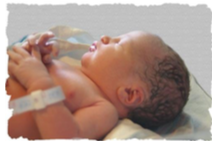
[9,86,65,115]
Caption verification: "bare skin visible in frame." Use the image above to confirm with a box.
[7,30,159,140]
[7,77,41,139]
[7,58,118,139]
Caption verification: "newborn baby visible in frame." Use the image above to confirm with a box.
[7,30,190,140]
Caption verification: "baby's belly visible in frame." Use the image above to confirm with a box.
[46,60,102,113]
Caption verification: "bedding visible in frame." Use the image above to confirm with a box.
[9,25,212,140]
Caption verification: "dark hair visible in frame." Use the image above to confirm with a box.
[128,46,190,130]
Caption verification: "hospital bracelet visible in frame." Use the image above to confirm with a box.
[9,86,65,115]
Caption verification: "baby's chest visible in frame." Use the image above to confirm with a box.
[47,62,101,112]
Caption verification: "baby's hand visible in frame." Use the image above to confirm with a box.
[7,44,52,90]
[22,31,59,64]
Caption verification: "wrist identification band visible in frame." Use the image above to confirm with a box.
[9,86,65,115]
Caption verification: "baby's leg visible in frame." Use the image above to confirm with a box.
[7,77,41,140]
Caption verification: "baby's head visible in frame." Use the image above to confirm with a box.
[81,31,190,129]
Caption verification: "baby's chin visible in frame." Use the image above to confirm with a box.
[81,51,93,68]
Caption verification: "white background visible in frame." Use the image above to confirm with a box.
[0,0,214,143]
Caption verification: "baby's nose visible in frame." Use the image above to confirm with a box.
[100,35,111,44]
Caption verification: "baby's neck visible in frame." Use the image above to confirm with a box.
[78,67,109,100]
[79,67,127,119]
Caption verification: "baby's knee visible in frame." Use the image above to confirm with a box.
[6,77,27,101]
[8,112,41,140]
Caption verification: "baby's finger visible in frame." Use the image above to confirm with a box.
[38,31,55,47]
[7,50,22,64]
[40,41,59,57]
[39,41,55,55]
[42,54,52,64]
[27,34,38,47]
[31,46,42,60]
[13,45,30,58]
[22,41,31,52]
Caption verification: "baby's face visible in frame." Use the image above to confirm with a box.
[82,31,142,78]
[81,31,150,89]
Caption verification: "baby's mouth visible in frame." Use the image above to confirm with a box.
[89,41,97,52]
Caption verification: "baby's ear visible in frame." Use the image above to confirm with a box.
[117,86,145,108]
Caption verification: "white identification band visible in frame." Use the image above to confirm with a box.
[9,86,65,115]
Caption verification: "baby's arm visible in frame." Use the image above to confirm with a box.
[73,101,119,139]
[32,100,118,139]
[8,43,118,139]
